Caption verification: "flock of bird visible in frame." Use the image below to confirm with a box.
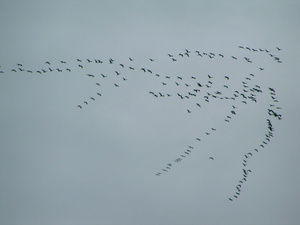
[0,46,283,201]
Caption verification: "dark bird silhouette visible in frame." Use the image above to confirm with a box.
[96,83,100,86]
[77,105,82,109]
[78,65,83,68]
[120,64,124,68]
[276,47,281,51]
[187,109,191,113]
[229,198,233,201]
[87,74,94,77]
[259,68,264,70]
[231,56,237,60]
[225,76,229,80]
[209,157,214,160]
[84,101,88,105]
[45,61,51,65]
[114,83,119,87]
[90,97,95,101]
[60,61,66,64]
[172,58,177,61]
[77,59,82,62]
[97,93,101,96]
[129,67,134,70]
[129,57,133,61]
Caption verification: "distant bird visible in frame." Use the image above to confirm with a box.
[96,83,100,86]
[45,61,51,65]
[209,157,214,160]
[84,101,88,105]
[259,68,264,70]
[225,76,229,80]
[187,109,191,113]
[114,83,119,87]
[196,138,201,141]
[229,198,233,201]
[120,64,124,68]
[87,74,94,77]
[150,58,154,61]
[129,57,133,61]
[276,47,281,51]
[60,61,66,64]
[77,59,82,62]
[97,93,102,96]
[231,56,237,60]
[77,105,82,109]
[90,97,95,101]
[78,65,83,68]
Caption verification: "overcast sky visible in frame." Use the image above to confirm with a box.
[0,1,299,225]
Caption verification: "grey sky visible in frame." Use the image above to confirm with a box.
[0,1,299,225]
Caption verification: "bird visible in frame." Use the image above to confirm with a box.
[60,61,66,64]
[77,59,82,62]
[77,105,82,109]
[96,83,100,86]
[187,109,191,113]
[129,57,133,61]
[90,97,95,101]
[114,83,119,87]
[229,198,233,201]
[87,74,94,77]
[196,138,201,141]
[276,47,281,51]
[225,76,229,80]
[97,93,101,96]
[45,61,51,65]
[84,101,88,105]
[209,157,214,160]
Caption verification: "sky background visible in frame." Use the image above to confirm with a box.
[0,0,299,225]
